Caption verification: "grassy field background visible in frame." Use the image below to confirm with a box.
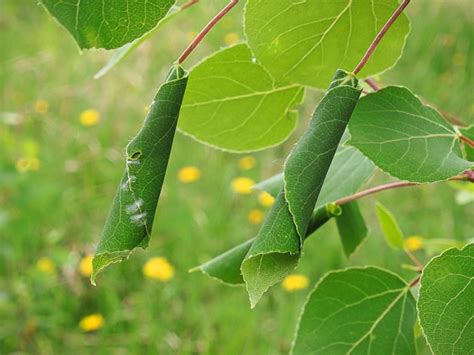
[0,0,473,353]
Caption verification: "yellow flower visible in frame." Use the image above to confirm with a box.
[79,255,93,277]
[36,257,55,274]
[231,177,255,195]
[404,236,423,252]
[79,314,104,332]
[177,166,201,183]
[80,109,100,127]
[224,32,240,46]
[238,155,256,171]
[258,191,275,207]
[143,257,175,281]
[248,209,264,225]
[282,274,309,292]
[15,157,40,173]
[34,99,49,114]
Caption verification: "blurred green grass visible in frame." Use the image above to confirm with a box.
[0,0,473,353]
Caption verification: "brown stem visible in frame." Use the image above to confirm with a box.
[181,0,199,10]
[460,134,474,148]
[409,276,420,288]
[364,78,380,91]
[335,174,470,206]
[177,0,239,64]
[404,248,423,270]
[353,0,410,75]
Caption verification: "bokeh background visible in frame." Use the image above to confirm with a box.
[1,0,473,353]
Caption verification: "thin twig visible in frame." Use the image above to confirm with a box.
[181,0,199,10]
[353,0,411,75]
[335,174,470,206]
[177,0,239,64]
[460,134,474,148]
[404,248,423,270]
[409,276,420,288]
[364,78,380,91]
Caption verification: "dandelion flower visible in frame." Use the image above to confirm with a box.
[177,166,201,183]
[404,236,423,252]
[16,158,30,173]
[248,209,264,225]
[143,257,175,281]
[238,156,256,171]
[79,255,93,277]
[282,274,309,292]
[15,157,40,173]
[80,109,100,127]
[231,177,255,195]
[79,314,104,332]
[224,32,240,46]
[258,191,275,207]
[34,99,49,114]
[36,257,55,274]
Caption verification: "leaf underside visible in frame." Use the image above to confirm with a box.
[40,0,175,49]
[178,43,304,152]
[92,66,188,284]
[194,142,375,287]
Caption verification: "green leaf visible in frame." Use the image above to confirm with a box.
[94,5,182,79]
[244,0,410,89]
[191,239,254,285]
[242,70,361,307]
[178,43,304,152]
[375,202,404,250]
[92,66,188,284]
[348,86,473,183]
[418,244,474,355]
[192,203,340,287]
[421,238,468,257]
[292,267,417,354]
[254,143,376,207]
[459,125,474,161]
[40,0,175,49]
[336,202,368,258]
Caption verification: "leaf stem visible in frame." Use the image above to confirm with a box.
[181,0,199,10]
[335,173,471,206]
[408,276,420,288]
[460,134,474,148]
[403,248,423,271]
[177,0,239,64]
[364,78,380,91]
[353,0,410,75]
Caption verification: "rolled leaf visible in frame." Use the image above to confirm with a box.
[241,70,361,307]
[254,143,376,208]
[92,66,188,284]
[192,203,341,286]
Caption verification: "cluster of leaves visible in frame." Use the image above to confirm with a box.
[41,0,473,354]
